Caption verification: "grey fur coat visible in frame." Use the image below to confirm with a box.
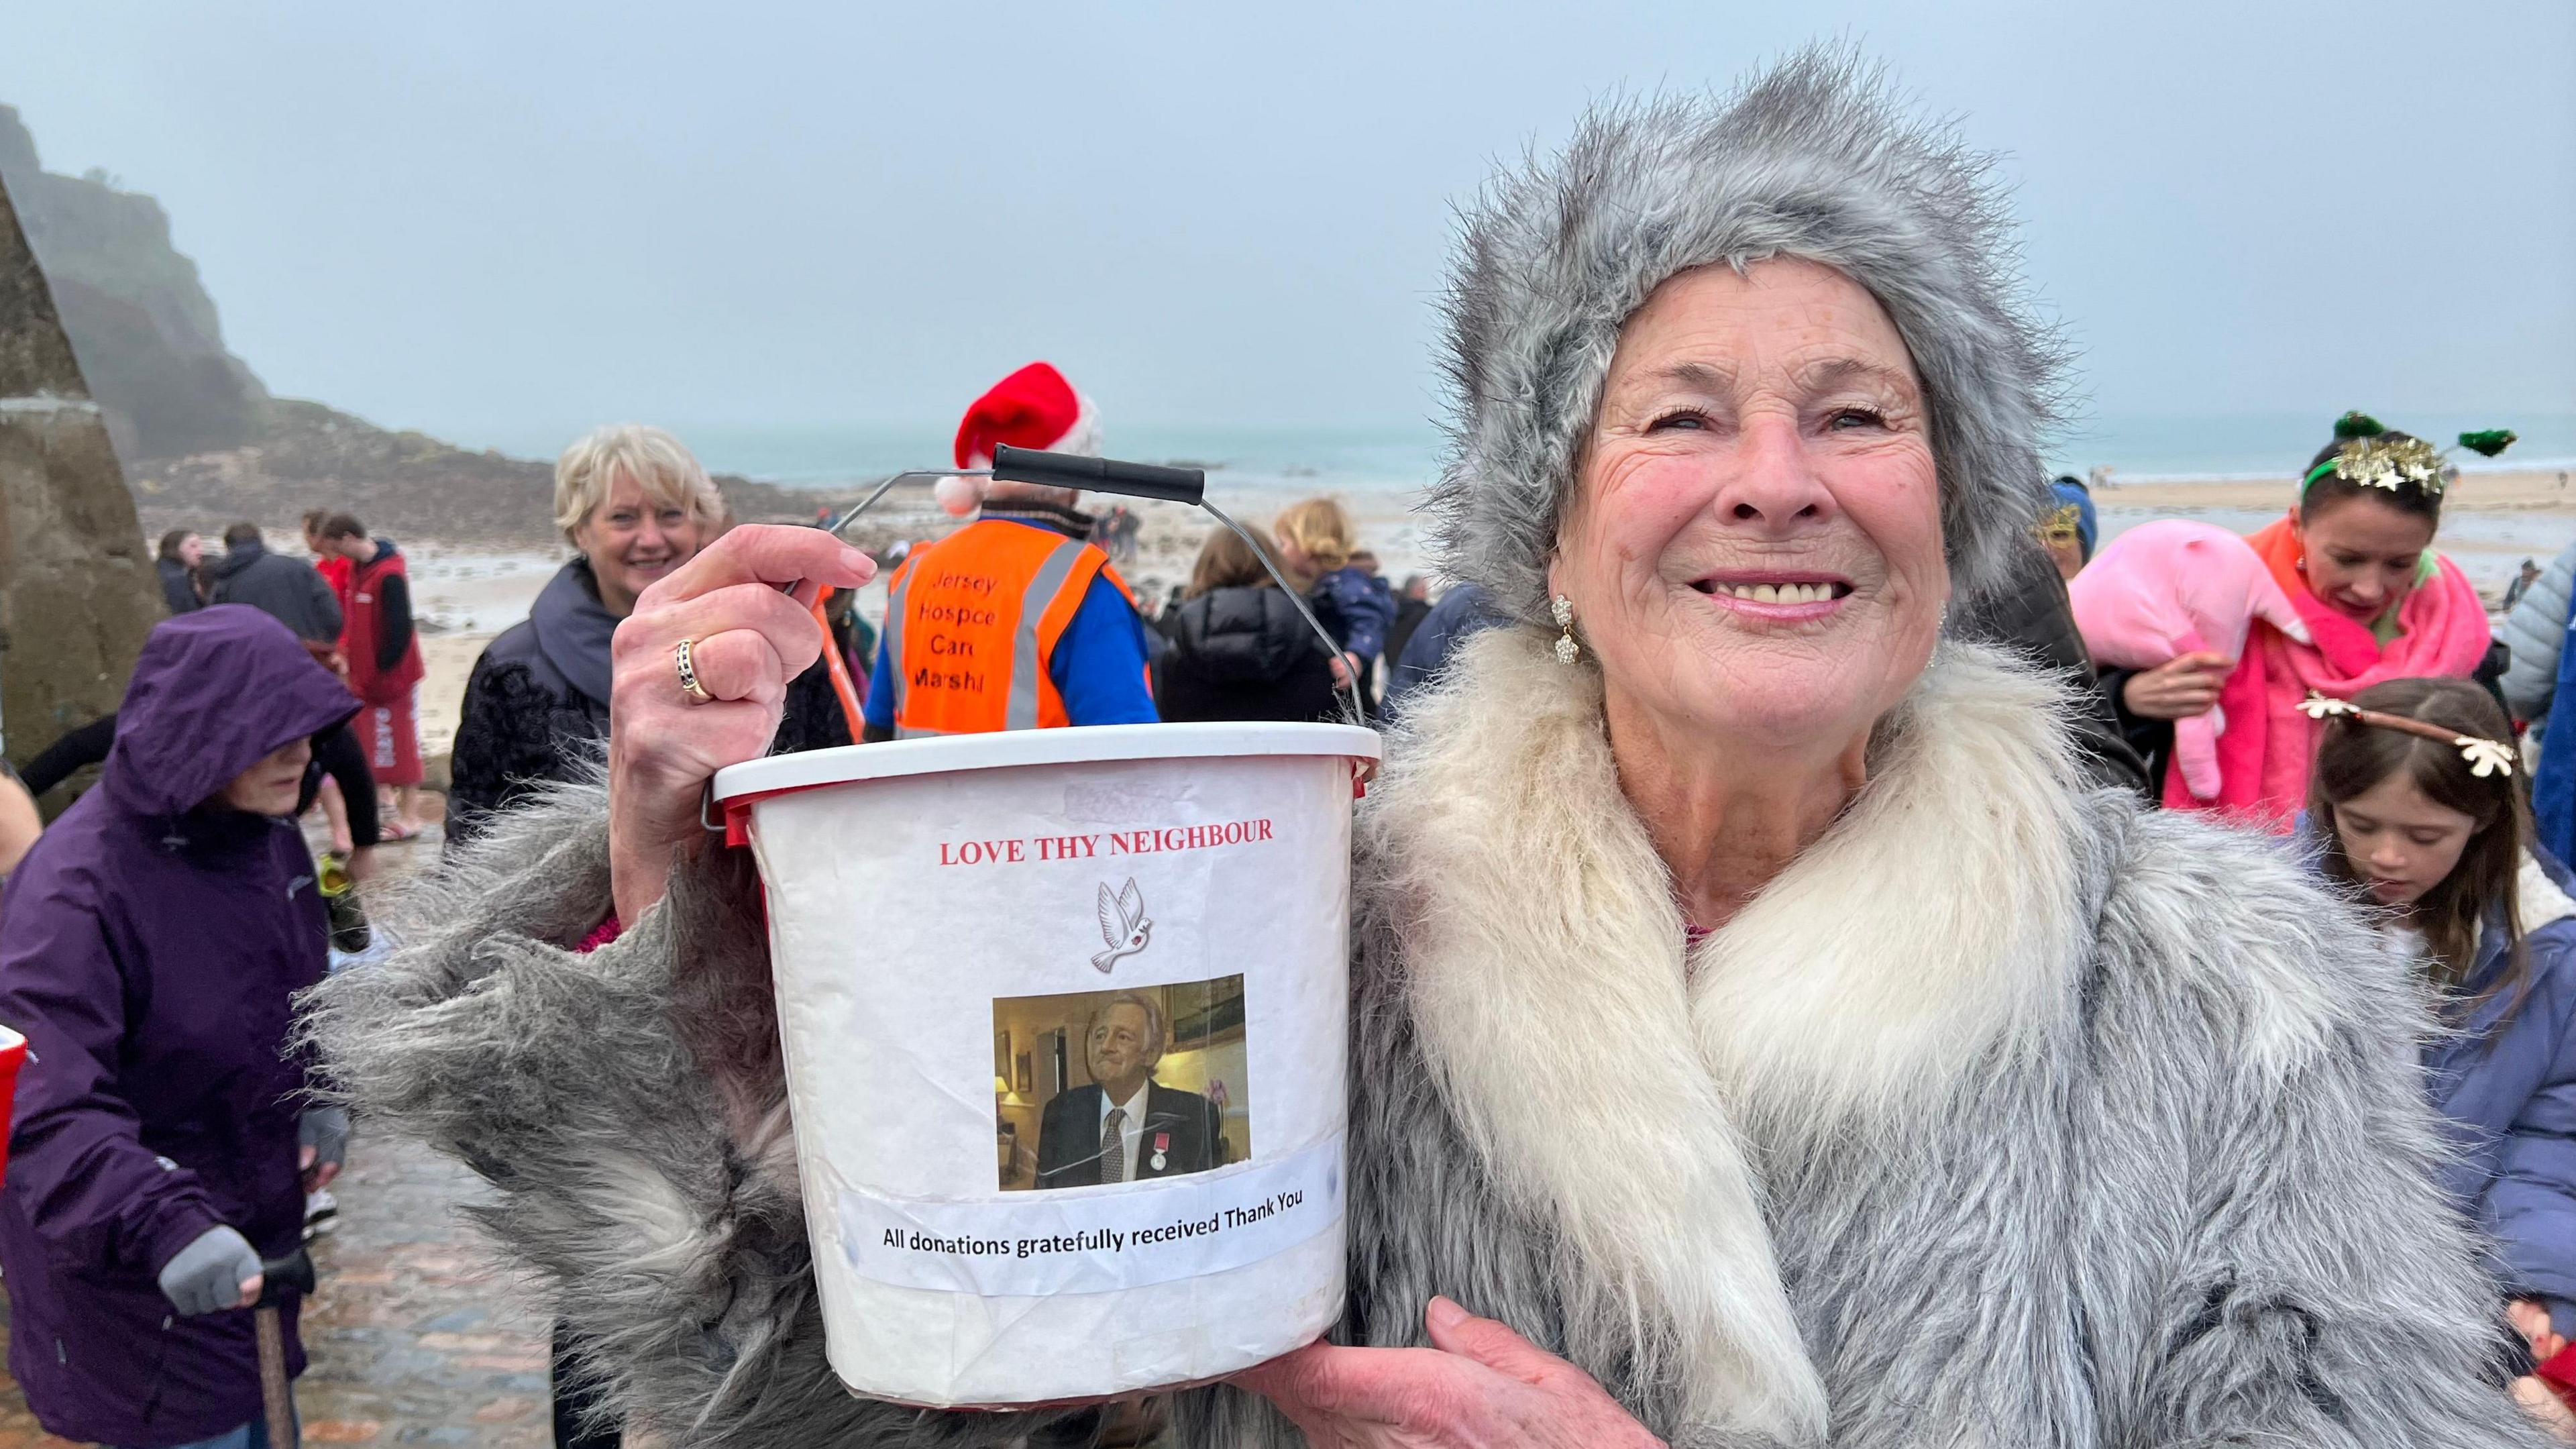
[311,630,2548,1447]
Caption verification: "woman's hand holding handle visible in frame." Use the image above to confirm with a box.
[1230,1297,1664,1448]
[607,525,874,922]
[2121,650,2233,722]
[158,1224,264,1316]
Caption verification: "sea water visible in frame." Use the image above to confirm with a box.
[460,413,2576,498]
[2055,412,2576,482]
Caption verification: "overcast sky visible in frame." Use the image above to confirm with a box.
[3,1,2569,449]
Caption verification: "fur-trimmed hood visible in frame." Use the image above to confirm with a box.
[1431,47,2062,625]
[1357,626,2090,1434]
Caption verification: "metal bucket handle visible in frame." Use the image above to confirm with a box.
[822,444,1364,724]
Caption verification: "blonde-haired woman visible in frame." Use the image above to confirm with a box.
[445,425,849,845]
[1274,496,1394,711]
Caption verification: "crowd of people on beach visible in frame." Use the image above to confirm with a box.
[143,508,433,857]
[8,45,2576,1449]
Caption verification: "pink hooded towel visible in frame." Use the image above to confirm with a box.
[2068,520,2312,801]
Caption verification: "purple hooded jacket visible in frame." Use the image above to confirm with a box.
[0,606,356,1446]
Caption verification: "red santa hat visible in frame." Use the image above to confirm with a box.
[935,362,1104,515]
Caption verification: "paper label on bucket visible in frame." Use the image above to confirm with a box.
[838,1133,1344,1297]
[750,745,1361,1403]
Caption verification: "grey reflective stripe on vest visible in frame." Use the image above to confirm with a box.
[883,559,916,724]
[1006,539,1092,731]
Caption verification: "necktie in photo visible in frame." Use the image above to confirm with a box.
[1100,1107,1128,1183]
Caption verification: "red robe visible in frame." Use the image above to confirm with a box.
[343,547,424,706]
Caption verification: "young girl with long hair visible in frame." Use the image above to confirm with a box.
[2309,676,2576,1434]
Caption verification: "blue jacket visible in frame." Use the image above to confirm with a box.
[1308,565,1397,663]
[2533,614,2576,863]
[2423,856,2576,1336]
[1385,583,1509,716]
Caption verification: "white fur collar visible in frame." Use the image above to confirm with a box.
[1688,637,2089,1147]
[1365,627,2090,1434]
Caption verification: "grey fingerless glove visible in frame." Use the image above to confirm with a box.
[157,1224,260,1316]
[299,1104,350,1174]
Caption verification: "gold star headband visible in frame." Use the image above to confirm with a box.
[2308,433,2447,494]
[2297,692,2518,778]
[2300,411,2518,497]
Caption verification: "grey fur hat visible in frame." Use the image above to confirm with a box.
[1429,48,2064,623]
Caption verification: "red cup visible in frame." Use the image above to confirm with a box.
[0,1024,26,1187]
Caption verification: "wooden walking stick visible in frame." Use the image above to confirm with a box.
[254,1249,316,1446]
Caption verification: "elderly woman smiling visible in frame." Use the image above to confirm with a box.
[1538,256,1948,926]
[317,54,2549,1449]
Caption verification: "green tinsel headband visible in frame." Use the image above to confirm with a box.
[2300,411,2520,496]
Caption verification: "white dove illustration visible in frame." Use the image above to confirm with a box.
[1092,879,1151,973]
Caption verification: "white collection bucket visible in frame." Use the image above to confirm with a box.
[713,721,1381,1408]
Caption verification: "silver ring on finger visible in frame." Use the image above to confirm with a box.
[674,637,714,705]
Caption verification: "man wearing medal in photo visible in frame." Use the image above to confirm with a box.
[1034,992,1223,1189]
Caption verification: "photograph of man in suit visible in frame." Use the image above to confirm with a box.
[1034,991,1224,1189]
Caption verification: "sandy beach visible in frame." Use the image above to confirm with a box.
[2101,466,2576,517]
[2096,466,2576,597]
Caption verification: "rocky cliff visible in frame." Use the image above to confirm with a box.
[5,103,862,551]
[0,160,159,765]
[0,105,268,462]
[125,400,869,551]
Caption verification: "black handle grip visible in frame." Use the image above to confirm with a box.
[257,1249,316,1305]
[991,444,1205,505]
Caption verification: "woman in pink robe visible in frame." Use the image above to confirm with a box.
[2139,417,2492,827]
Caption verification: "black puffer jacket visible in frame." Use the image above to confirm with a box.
[1152,585,1341,723]
[1953,535,2148,796]
[445,559,851,843]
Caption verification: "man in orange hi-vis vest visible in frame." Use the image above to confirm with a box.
[861,362,1159,740]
